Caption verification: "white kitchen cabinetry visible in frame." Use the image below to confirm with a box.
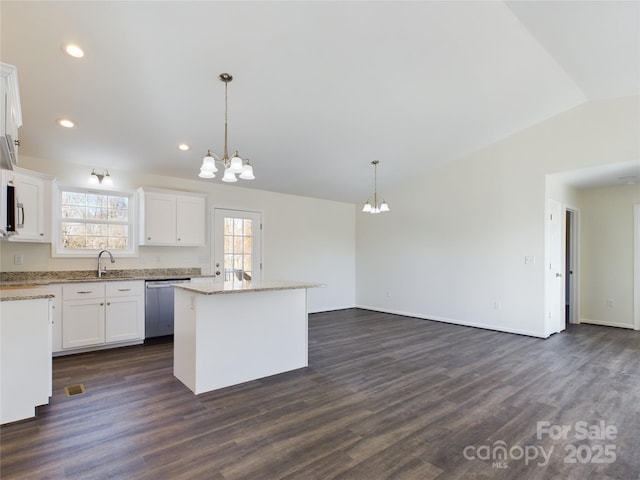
[49,284,63,353]
[1,297,52,424]
[1,62,22,170]
[176,195,206,245]
[60,281,144,352]
[1,167,52,242]
[138,187,206,246]
[105,281,144,342]
[62,283,106,348]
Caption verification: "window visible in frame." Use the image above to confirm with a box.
[54,186,136,257]
[224,217,254,281]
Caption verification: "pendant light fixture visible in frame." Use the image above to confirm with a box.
[362,160,390,214]
[199,73,255,182]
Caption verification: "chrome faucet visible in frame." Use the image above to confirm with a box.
[98,249,115,278]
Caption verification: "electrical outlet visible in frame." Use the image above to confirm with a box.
[386,291,391,298]
[14,254,24,265]
[607,298,615,308]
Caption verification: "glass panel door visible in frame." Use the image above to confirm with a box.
[213,209,262,284]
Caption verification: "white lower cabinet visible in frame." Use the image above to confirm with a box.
[60,281,144,353]
[1,298,52,424]
[62,283,105,348]
[105,282,144,342]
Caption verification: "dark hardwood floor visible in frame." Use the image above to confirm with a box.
[1,309,639,479]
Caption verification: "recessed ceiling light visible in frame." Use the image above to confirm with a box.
[178,144,190,151]
[63,44,84,58]
[57,118,76,128]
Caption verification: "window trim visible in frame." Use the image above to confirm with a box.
[51,182,138,258]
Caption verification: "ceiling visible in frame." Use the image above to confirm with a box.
[1,1,638,203]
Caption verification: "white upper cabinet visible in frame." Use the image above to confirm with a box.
[176,195,206,245]
[138,187,206,246]
[0,63,22,170]
[2,167,53,242]
[140,190,177,245]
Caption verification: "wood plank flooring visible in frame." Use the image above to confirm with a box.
[1,309,639,479]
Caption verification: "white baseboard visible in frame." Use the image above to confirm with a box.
[579,318,635,329]
[356,304,547,338]
[308,304,356,314]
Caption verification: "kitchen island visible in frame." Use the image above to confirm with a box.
[1,286,55,424]
[173,280,322,394]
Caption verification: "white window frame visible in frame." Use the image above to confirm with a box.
[51,182,138,258]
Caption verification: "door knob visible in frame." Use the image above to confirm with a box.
[556,273,563,278]
[215,271,221,276]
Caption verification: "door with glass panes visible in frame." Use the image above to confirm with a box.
[213,209,262,284]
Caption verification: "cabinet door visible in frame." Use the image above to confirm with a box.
[142,192,176,245]
[0,298,51,424]
[1,73,8,139]
[1,64,21,166]
[176,195,205,246]
[62,300,105,348]
[13,173,47,241]
[106,294,144,342]
[49,285,63,353]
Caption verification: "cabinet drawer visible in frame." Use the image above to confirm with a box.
[62,283,105,300]
[106,281,144,298]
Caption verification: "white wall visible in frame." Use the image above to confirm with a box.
[577,184,639,328]
[0,156,356,312]
[356,96,639,337]
[2,97,638,325]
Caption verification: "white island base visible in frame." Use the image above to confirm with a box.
[173,281,319,394]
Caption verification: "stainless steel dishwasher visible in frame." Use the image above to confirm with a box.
[145,279,190,338]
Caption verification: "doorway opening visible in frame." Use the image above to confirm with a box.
[565,207,579,326]
[634,204,639,330]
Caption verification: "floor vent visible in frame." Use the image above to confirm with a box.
[64,384,86,397]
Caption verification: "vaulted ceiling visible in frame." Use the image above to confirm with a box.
[1,1,638,202]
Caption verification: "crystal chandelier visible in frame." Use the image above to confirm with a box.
[199,73,255,182]
[362,160,390,214]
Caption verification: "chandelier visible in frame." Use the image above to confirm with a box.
[362,160,390,214]
[199,73,255,182]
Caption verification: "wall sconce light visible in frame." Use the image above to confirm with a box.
[89,169,113,186]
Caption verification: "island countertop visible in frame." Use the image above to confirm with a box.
[0,286,56,302]
[174,280,324,295]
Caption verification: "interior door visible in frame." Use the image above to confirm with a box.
[213,209,262,284]
[545,199,565,335]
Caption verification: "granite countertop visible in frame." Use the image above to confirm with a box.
[175,280,325,295]
[0,268,203,287]
[0,285,56,302]
[1,268,204,301]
